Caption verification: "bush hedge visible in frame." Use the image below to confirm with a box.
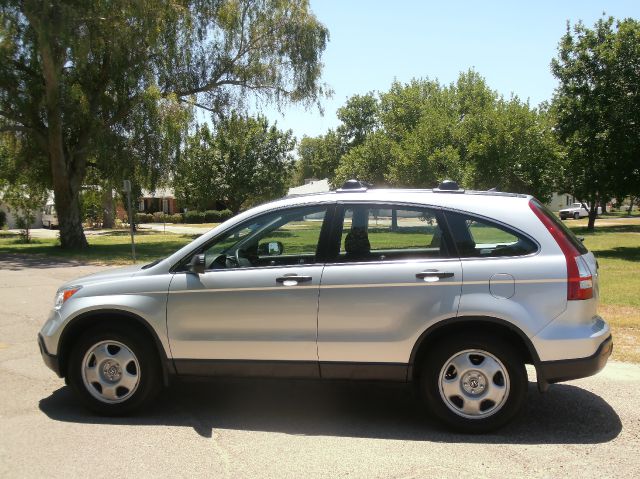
[204,209,233,223]
[184,210,206,223]
[135,210,232,224]
[135,212,154,223]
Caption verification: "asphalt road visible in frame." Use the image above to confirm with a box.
[1,255,639,478]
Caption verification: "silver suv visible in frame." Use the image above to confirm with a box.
[38,180,612,432]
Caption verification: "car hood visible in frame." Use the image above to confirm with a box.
[559,207,578,212]
[60,264,146,289]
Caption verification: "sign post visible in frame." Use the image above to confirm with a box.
[123,180,136,262]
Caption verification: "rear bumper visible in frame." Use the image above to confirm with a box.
[538,334,612,384]
[38,333,62,377]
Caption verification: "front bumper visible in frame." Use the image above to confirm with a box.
[538,334,612,384]
[38,333,62,377]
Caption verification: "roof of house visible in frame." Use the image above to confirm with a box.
[287,178,330,196]
[141,187,175,199]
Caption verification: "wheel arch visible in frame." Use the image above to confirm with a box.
[58,309,174,386]
[408,316,540,382]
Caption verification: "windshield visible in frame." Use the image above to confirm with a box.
[141,258,162,270]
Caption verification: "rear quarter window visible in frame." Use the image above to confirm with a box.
[530,199,588,255]
[444,211,538,258]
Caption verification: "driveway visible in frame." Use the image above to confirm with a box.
[0,255,638,478]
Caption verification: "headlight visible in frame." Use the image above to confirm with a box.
[54,286,81,310]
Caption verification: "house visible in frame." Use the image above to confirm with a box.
[287,178,331,196]
[547,192,612,213]
[547,192,578,212]
[138,188,179,214]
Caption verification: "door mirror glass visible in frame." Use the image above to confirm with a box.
[258,241,283,256]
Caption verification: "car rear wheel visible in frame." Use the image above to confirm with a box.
[419,334,527,433]
[67,325,161,415]
[573,212,580,219]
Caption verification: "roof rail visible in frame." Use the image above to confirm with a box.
[336,179,369,192]
[433,179,465,193]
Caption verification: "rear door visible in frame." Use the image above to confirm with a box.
[444,210,567,335]
[317,203,462,379]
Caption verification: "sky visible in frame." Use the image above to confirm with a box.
[257,0,640,141]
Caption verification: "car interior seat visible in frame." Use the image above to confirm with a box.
[344,227,371,260]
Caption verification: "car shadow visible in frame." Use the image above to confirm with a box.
[39,379,621,444]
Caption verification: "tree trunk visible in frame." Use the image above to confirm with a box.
[587,202,597,232]
[228,198,244,215]
[391,209,398,232]
[37,12,88,249]
[628,197,635,216]
[102,187,115,229]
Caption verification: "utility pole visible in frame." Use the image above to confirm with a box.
[123,180,136,262]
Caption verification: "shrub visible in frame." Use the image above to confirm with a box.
[184,210,206,223]
[152,211,166,222]
[135,212,154,223]
[167,213,183,223]
[204,209,233,223]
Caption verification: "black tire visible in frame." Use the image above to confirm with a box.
[419,334,527,433]
[574,212,580,220]
[66,325,162,415]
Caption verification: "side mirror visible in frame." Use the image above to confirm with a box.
[188,253,206,275]
[258,241,283,256]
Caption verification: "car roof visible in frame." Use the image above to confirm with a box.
[269,187,531,212]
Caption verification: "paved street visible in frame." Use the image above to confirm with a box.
[0,255,639,478]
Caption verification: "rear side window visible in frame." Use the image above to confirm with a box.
[530,198,588,254]
[337,205,452,262]
[445,211,538,258]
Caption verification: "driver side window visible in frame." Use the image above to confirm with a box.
[202,205,328,270]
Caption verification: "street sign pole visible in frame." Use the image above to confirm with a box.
[123,180,136,262]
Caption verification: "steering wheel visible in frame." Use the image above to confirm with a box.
[224,251,239,268]
[224,248,252,268]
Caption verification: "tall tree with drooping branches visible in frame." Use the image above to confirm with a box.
[0,0,329,247]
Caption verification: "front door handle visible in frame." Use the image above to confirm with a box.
[416,271,455,281]
[276,275,313,286]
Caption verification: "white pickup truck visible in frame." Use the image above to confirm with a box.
[559,202,602,220]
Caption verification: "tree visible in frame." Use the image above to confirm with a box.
[334,71,561,200]
[0,0,329,248]
[294,130,343,183]
[551,16,640,230]
[336,92,379,149]
[0,129,48,241]
[176,114,295,213]
[1,182,48,242]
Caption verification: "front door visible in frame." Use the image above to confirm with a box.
[317,204,462,379]
[167,204,332,377]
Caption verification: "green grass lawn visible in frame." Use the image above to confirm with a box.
[567,219,640,363]
[1,216,638,362]
[0,230,195,264]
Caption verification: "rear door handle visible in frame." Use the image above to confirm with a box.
[416,271,455,281]
[276,275,313,285]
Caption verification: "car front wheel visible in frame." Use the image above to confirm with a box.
[420,334,527,433]
[67,326,161,415]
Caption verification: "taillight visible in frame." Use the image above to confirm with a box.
[529,200,593,300]
[569,255,593,300]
